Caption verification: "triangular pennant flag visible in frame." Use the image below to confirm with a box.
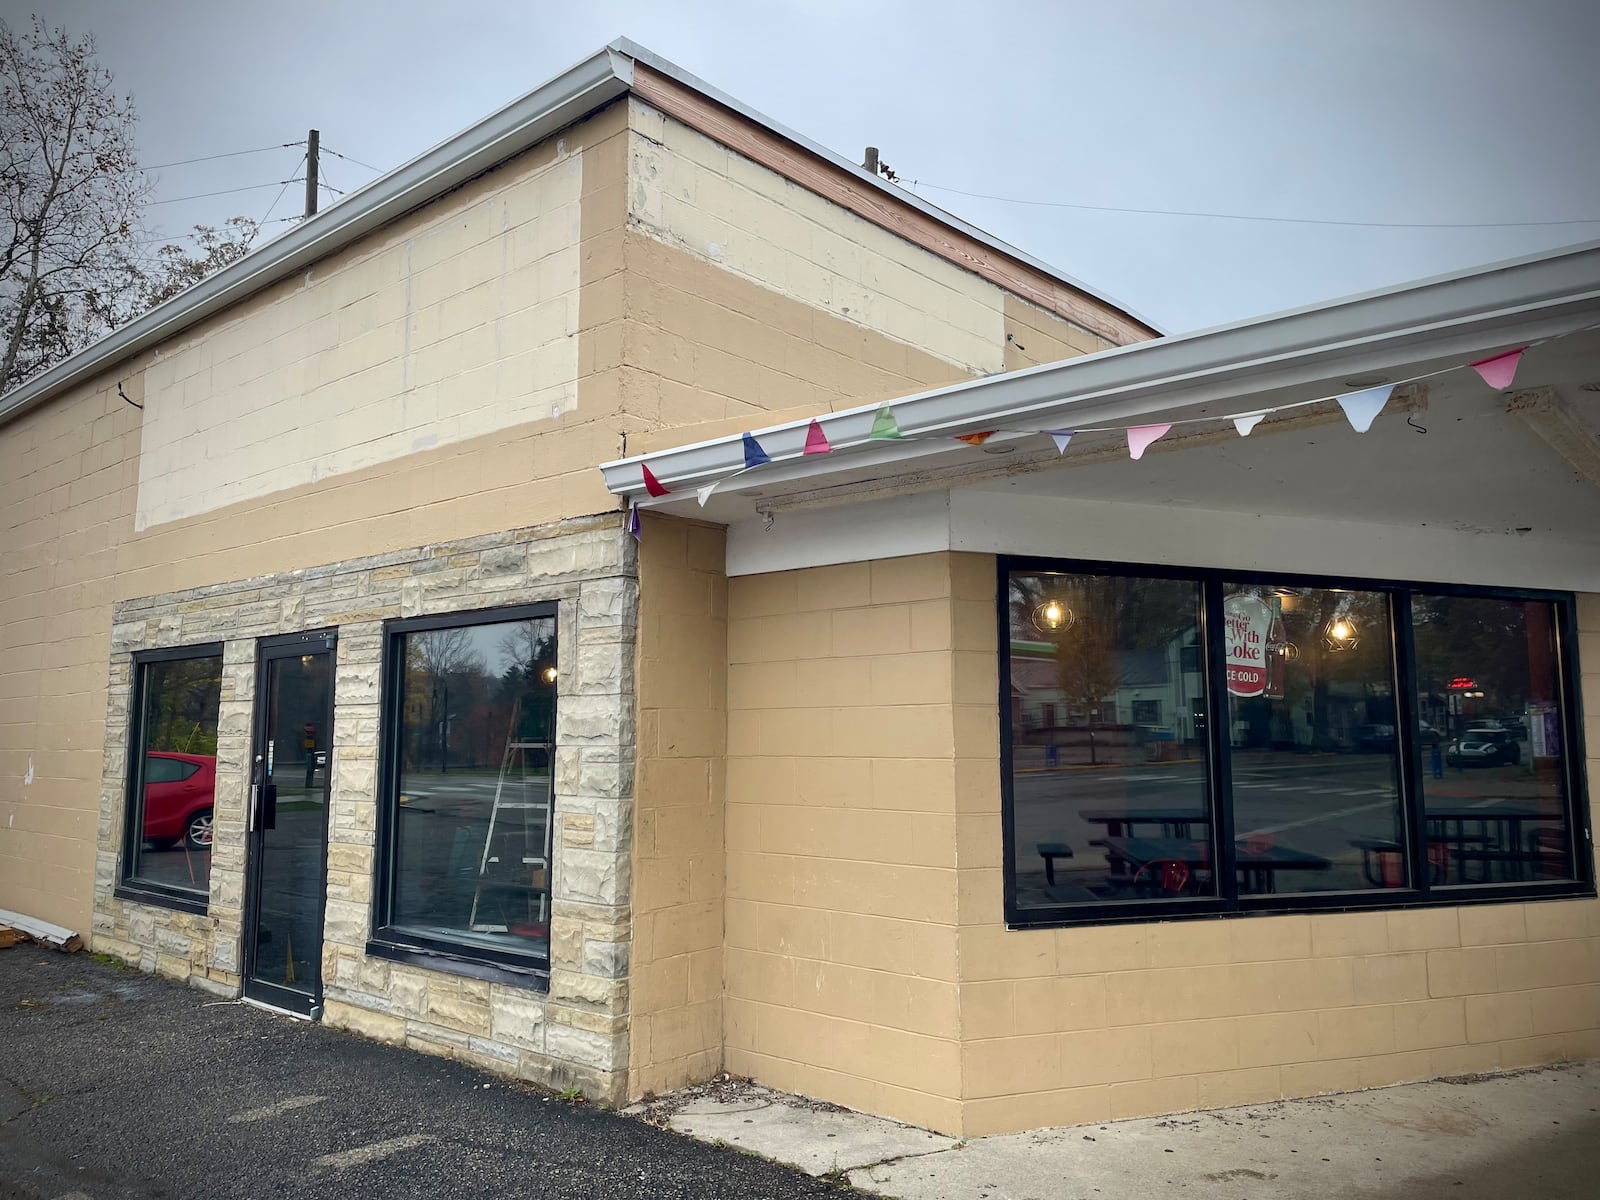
[1233,412,1266,437]
[803,419,832,455]
[869,403,902,439]
[1469,347,1526,391]
[1127,424,1171,460]
[742,432,771,469]
[955,431,996,446]
[627,504,641,541]
[696,482,718,507]
[1335,385,1394,434]
[641,462,669,497]
[1045,430,1074,455]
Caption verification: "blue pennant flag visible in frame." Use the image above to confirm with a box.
[742,432,772,469]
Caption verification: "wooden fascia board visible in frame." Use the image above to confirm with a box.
[629,64,1159,348]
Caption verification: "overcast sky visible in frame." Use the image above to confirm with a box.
[33,0,1600,332]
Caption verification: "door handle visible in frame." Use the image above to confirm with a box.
[250,753,264,833]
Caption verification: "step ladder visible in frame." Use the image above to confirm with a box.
[468,698,553,934]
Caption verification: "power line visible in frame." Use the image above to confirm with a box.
[146,180,304,206]
[248,153,307,248]
[145,141,305,171]
[320,144,380,173]
[907,180,1600,231]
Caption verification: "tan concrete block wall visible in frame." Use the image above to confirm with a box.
[724,553,969,1133]
[622,101,1120,457]
[0,376,141,930]
[629,513,728,1097]
[954,569,1600,1138]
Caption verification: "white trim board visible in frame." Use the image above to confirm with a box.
[725,487,1599,593]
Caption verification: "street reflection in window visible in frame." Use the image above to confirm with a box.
[385,612,557,962]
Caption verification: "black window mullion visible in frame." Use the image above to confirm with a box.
[1201,576,1239,904]
[1555,599,1595,884]
[1392,589,1430,896]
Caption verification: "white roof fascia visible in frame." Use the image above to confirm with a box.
[599,238,1600,503]
[609,38,1162,337]
[0,46,633,429]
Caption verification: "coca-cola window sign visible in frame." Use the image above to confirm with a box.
[1223,592,1285,698]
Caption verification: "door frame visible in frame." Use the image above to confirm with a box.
[242,628,337,1017]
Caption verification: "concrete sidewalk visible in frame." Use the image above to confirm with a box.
[655,1065,1600,1199]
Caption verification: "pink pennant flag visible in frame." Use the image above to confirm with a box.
[1233,412,1265,437]
[1126,424,1171,460]
[1336,385,1394,434]
[1469,347,1526,391]
[1046,429,1074,455]
[641,463,670,497]
[803,418,832,455]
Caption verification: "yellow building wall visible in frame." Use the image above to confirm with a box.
[723,553,973,1133]
[630,513,729,1096]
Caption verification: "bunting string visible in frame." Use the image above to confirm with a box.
[627,322,1597,531]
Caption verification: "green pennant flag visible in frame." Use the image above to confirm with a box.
[869,403,901,440]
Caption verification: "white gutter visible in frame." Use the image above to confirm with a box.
[0,46,633,429]
[599,238,1600,502]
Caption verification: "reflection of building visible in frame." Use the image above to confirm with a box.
[2,40,1597,1142]
[1011,635,1203,743]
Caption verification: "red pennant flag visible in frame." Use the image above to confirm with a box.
[641,463,669,497]
[955,431,997,446]
[803,419,832,455]
[1469,347,1526,391]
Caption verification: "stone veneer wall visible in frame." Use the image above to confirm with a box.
[92,513,638,1100]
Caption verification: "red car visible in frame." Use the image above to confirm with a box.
[141,752,216,851]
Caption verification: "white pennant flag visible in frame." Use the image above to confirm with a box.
[696,482,719,507]
[1336,385,1394,434]
[1046,429,1074,455]
[1233,412,1266,437]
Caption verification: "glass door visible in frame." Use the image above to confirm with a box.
[244,631,336,1016]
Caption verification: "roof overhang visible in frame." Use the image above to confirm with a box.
[599,237,1600,517]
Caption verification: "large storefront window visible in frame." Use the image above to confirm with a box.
[1223,584,1404,894]
[121,647,224,906]
[1008,572,1214,909]
[1001,562,1591,925]
[376,606,557,966]
[1412,594,1578,885]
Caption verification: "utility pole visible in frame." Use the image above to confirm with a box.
[304,128,320,217]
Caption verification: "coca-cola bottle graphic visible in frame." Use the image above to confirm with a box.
[1265,595,1288,699]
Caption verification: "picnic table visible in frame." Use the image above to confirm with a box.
[1097,835,1331,895]
[1422,804,1551,883]
[1078,808,1210,838]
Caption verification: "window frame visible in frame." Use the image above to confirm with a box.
[998,555,1595,929]
[369,602,559,986]
[116,642,225,915]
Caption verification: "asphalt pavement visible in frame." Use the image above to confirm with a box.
[0,949,852,1200]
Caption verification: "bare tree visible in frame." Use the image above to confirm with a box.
[137,217,258,311]
[0,17,149,394]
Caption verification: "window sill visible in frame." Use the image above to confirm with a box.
[113,883,210,917]
[365,934,549,991]
[1007,879,1597,930]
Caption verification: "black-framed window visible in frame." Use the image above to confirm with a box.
[119,645,224,909]
[1000,558,1593,927]
[373,604,557,972]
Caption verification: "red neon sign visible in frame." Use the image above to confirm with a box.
[1446,677,1477,690]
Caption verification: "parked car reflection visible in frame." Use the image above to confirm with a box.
[1446,729,1521,767]
[141,752,216,850]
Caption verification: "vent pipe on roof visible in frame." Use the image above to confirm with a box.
[863,146,879,174]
